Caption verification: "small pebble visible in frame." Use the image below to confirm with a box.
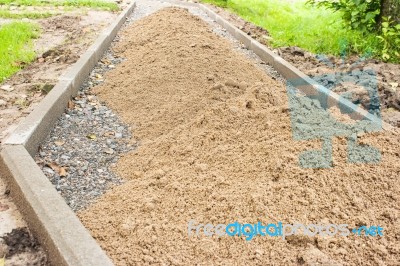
[0,85,14,92]
[35,50,133,212]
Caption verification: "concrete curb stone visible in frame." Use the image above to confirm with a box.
[0,1,137,265]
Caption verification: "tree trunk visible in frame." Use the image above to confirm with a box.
[379,0,400,24]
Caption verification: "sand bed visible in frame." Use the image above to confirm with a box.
[78,8,400,265]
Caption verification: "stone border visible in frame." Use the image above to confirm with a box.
[0,0,394,265]
[0,1,136,265]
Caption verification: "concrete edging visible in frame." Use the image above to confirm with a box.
[0,1,136,265]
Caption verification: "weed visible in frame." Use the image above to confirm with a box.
[0,0,119,11]
[0,21,39,81]
[0,10,56,19]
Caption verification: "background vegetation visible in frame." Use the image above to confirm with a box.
[202,0,399,62]
[0,0,118,81]
[0,0,118,11]
[308,0,399,61]
[0,22,39,81]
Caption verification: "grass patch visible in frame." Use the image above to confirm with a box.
[202,0,228,7]
[0,0,119,11]
[0,21,39,81]
[202,0,381,58]
[0,10,56,18]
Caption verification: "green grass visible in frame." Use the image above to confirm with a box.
[0,10,56,18]
[0,0,119,11]
[0,0,118,81]
[201,0,381,58]
[0,22,39,81]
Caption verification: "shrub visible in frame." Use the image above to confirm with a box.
[377,17,400,61]
[308,0,400,62]
[307,0,381,33]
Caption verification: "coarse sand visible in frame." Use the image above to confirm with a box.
[78,8,400,265]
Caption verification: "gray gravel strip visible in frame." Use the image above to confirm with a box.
[35,0,284,212]
[35,51,134,212]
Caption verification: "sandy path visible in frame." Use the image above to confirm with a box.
[79,7,400,266]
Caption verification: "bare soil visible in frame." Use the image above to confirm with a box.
[0,228,47,265]
[79,8,400,265]
[0,11,116,143]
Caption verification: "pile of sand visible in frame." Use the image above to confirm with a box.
[79,8,400,265]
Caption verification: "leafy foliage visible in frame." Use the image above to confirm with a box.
[377,17,400,61]
[308,0,399,62]
[307,0,381,33]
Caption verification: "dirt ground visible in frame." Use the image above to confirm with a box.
[205,4,400,129]
[0,6,121,265]
[79,8,400,265]
[0,11,117,143]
